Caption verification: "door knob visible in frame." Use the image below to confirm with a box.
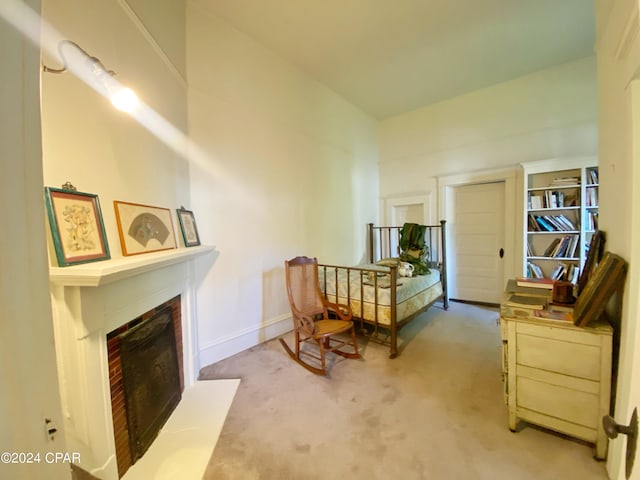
[603,407,638,479]
[499,248,504,258]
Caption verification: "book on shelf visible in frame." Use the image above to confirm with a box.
[505,294,546,310]
[562,263,580,284]
[551,236,568,257]
[550,176,580,186]
[557,214,577,231]
[527,262,544,279]
[565,235,578,258]
[529,194,543,210]
[542,238,561,257]
[534,215,554,232]
[550,263,568,281]
[533,309,574,322]
[516,277,555,289]
[543,215,564,231]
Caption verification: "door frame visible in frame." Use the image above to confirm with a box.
[383,193,435,226]
[438,167,519,300]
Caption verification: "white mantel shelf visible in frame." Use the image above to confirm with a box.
[49,245,215,287]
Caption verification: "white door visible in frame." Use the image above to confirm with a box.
[608,80,640,480]
[451,182,505,304]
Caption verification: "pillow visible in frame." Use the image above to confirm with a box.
[375,257,400,267]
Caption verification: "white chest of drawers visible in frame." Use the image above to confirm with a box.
[500,304,613,459]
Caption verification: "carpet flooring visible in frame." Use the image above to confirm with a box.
[200,302,609,480]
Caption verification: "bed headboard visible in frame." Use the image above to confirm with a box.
[367,220,447,271]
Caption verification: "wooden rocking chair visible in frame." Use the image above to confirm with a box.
[280,256,360,375]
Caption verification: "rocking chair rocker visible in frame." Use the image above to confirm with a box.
[280,256,360,375]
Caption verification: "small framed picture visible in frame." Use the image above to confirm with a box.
[114,200,177,256]
[177,207,201,247]
[45,186,111,266]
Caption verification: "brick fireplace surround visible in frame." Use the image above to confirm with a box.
[49,246,213,480]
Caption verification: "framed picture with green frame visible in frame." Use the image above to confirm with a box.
[44,185,111,266]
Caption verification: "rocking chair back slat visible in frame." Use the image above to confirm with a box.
[286,261,324,318]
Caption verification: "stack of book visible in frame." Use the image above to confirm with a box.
[516,277,555,289]
[503,279,574,323]
[533,309,573,322]
[505,294,546,310]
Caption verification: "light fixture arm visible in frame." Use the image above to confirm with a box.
[43,39,115,77]
[42,40,139,113]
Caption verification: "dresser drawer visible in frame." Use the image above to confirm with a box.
[517,374,599,429]
[516,326,602,381]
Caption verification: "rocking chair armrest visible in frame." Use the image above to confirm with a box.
[290,308,316,335]
[325,301,353,321]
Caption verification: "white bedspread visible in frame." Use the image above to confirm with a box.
[318,264,442,325]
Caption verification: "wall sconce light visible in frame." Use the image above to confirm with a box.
[43,40,140,113]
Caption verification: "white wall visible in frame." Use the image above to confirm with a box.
[41,0,190,249]
[379,56,598,196]
[0,1,68,478]
[594,0,640,478]
[186,2,379,365]
[378,57,598,280]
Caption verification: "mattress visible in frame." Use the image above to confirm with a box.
[318,264,442,326]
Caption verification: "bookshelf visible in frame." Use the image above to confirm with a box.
[522,157,598,281]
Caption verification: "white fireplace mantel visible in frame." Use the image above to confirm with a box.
[50,245,215,287]
[49,245,215,480]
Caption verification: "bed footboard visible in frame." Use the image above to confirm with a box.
[317,263,401,357]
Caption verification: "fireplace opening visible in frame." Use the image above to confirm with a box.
[120,306,181,462]
[108,296,183,477]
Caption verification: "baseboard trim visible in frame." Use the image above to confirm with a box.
[449,298,500,309]
[198,314,291,369]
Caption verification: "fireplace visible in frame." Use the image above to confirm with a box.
[107,296,184,477]
[49,246,213,480]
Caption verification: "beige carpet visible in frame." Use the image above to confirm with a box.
[200,302,609,480]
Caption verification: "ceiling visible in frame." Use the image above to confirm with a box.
[195,0,595,119]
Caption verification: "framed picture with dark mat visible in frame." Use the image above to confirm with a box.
[114,200,177,256]
[176,206,201,247]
